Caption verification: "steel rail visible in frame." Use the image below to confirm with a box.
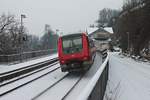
[0,66,60,97]
[31,73,69,100]
[0,57,58,75]
[61,73,84,100]
[0,58,58,82]
[0,61,59,87]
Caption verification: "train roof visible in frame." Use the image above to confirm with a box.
[60,33,86,38]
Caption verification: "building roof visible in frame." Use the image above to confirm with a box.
[104,27,114,34]
[87,27,99,35]
[87,27,111,36]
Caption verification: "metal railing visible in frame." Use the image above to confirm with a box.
[0,49,57,63]
[77,52,109,100]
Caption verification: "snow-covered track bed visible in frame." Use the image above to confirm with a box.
[0,52,103,100]
[0,58,58,82]
[0,63,60,97]
[32,72,84,100]
[61,73,84,100]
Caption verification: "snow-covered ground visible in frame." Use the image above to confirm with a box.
[104,52,150,100]
[0,53,58,74]
[63,52,102,100]
[0,52,103,100]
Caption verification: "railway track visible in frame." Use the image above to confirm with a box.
[0,63,60,97]
[31,73,70,100]
[32,72,85,100]
[0,58,58,82]
[0,61,59,87]
[0,52,102,100]
[61,74,83,100]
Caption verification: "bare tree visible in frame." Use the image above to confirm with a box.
[0,13,27,54]
[97,8,120,28]
[123,0,141,10]
[0,14,16,34]
[40,24,58,50]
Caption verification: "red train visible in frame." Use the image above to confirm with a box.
[58,33,96,72]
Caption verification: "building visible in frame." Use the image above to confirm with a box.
[87,27,114,51]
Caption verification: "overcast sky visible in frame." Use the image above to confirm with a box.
[0,0,123,36]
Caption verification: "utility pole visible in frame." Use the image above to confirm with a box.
[20,14,26,62]
[56,29,59,36]
[127,32,130,54]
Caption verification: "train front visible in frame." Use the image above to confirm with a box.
[58,33,92,72]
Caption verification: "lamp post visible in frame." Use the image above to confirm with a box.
[20,14,26,62]
[21,14,26,32]
[126,32,130,54]
[56,29,59,36]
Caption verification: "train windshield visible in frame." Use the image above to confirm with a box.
[62,35,83,54]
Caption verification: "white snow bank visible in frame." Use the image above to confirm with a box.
[0,53,58,74]
[104,53,150,100]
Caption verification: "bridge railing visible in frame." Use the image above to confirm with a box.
[78,51,109,100]
[0,49,57,63]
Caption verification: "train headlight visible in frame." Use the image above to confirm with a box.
[83,57,88,60]
[61,60,65,64]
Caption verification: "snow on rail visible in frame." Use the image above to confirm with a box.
[0,53,58,74]
[77,53,109,100]
[0,52,103,100]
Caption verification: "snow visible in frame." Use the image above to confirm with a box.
[0,64,68,100]
[0,63,59,95]
[32,52,102,100]
[87,27,98,35]
[0,52,103,100]
[104,52,150,100]
[77,53,108,100]
[2,51,150,100]
[104,27,113,34]
[0,53,58,74]
[87,27,113,35]
[35,73,82,100]
[65,52,103,100]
